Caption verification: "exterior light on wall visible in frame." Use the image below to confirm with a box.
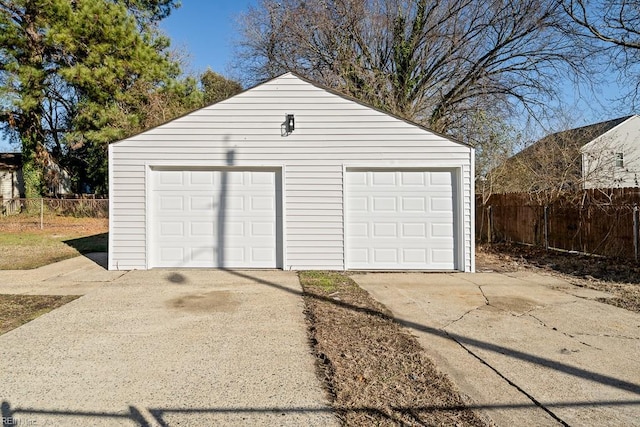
[285,114,295,133]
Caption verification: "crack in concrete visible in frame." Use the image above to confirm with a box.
[574,332,640,341]
[526,310,640,347]
[441,275,491,329]
[527,313,603,350]
[443,305,485,329]
[440,279,578,425]
[478,284,490,305]
[443,329,570,427]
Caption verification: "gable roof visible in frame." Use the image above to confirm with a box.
[515,115,633,160]
[287,72,471,148]
[111,72,470,148]
[0,153,22,170]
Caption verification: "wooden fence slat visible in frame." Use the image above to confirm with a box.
[477,189,640,260]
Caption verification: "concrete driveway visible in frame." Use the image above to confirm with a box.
[351,271,640,427]
[0,255,337,426]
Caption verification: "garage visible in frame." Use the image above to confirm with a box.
[108,72,474,272]
[346,169,456,270]
[150,168,281,268]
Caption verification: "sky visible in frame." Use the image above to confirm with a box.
[160,0,257,77]
[0,1,631,151]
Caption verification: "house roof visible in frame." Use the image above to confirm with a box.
[0,153,22,171]
[515,115,634,159]
[111,72,470,149]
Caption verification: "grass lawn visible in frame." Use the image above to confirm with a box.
[0,216,108,270]
[0,215,106,334]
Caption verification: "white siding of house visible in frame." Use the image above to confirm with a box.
[0,170,13,200]
[0,169,20,201]
[109,73,473,271]
[582,115,640,189]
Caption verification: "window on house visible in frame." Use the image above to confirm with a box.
[615,153,624,168]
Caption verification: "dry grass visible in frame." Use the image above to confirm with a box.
[477,243,640,312]
[0,294,78,335]
[0,215,108,269]
[300,271,486,426]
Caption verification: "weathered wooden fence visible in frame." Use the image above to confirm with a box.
[477,189,640,260]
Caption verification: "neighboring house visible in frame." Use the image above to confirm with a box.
[41,151,74,196]
[0,151,74,201]
[492,115,639,194]
[0,153,24,201]
[109,72,475,272]
[581,115,640,189]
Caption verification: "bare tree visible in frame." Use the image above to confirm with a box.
[465,111,519,203]
[562,0,640,104]
[236,0,581,136]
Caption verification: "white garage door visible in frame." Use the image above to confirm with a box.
[150,169,279,268]
[346,169,456,270]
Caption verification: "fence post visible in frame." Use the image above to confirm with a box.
[543,205,549,250]
[40,198,44,230]
[487,205,492,243]
[634,205,639,263]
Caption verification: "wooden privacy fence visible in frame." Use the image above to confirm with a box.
[477,189,640,261]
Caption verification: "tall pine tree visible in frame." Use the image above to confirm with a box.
[0,0,182,195]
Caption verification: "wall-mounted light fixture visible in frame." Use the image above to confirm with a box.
[285,114,295,133]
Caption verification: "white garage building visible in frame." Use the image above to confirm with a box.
[108,73,475,272]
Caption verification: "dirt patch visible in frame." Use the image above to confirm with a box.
[299,271,486,426]
[477,243,640,312]
[488,296,539,313]
[167,291,240,313]
[0,294,79,335]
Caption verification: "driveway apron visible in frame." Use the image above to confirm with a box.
[0,259,337,426]
[352,271,640,427]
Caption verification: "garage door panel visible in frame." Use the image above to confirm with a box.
[347,169,456,270]
[190,196,215,211]
[251,196,275,211]
[401,172,425,185]
[403,249,427,263]
[372,197,396,211]
[160,222,184,237]
[402,197,426,212]
[190,171,214,185]
[374,248,397,263]
[151,169,278,268]
[431,222,454,237]
[158,170,184,185]
[402,223,426,237]
[431,197,453,212]
[190,222,214,236]
[160,247,183,264]
[159,195,184,210]
[430,171,453,186]
[373,223,397,237]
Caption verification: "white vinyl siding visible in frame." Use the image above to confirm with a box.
[109,73,474,271]
[581,115,640,189]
